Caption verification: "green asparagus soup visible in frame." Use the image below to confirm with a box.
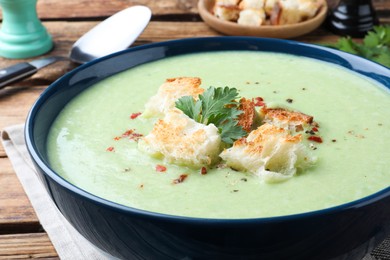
[46,51,390,218]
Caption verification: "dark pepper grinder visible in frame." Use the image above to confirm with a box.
[326,0,379,38]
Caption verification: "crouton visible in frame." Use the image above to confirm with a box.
[237,9,266,26]
[237,98,261,132]
[298,0,324,20]
[138,110,222,168]
[260,107,313,133]
[220,123,316,182]
[264,0,279,15]
[239,0,265,10]
[214,4,241,21]
[270,0,324,25]
[216,0,240,5]
[270,0,301,25]
[142,77,204,118]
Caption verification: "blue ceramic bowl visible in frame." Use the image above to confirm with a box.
[25,37,390,260]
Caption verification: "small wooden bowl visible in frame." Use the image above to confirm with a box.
[198,0,328,39]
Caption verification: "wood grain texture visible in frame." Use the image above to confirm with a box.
[0,0,388,20]
[0,233,58,259]
[0,86,45,156]
[0,158,40,233]
[0,0,199,20]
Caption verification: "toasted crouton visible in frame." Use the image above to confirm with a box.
[216,0,240,5]
[214,4,241,21]
[142,77,204,118]
[260,107,313,133]
[237,98,261,132]
[138,110,222,168]
[220,123,316,182]
[298,0,324,19]
[270,0,301,25]
[260,107,313,124]
[264,0,279,15]
[270,0,323,25]
[237,9,266,26]
[239,0,265,10]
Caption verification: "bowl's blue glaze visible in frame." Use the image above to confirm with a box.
[25,37,390,260]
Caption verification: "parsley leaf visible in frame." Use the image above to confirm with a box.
[175,96,202,122]
[326,25,390,68]
[175,86,246,144]
[219,119,246,144]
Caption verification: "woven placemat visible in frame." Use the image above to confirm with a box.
[372,238,390,260]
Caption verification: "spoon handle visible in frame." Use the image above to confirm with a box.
[0,63,37,89]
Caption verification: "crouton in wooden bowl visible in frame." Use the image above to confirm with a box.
[198,0,328,38]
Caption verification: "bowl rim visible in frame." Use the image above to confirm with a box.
[25,36,390,225]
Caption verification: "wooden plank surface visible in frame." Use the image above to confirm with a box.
[1,0,389,259]
[0,158,40,231]
[0,233,58,259]
[2,0,200,20]
[0,0,388,20]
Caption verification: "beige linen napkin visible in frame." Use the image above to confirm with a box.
[1,124,115,260]
[1,124,385,260]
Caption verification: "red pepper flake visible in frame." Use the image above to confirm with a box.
[122,129,134,137]
[155,164,167,172]
[129,132,143,141]
[106,146,115,152]
[254,97,265,107]
[200,167,208,175]
[312,127,319,132]
[173,174,188,184]
[308,136,323,143]
[114,136,121,141]
[130,112,142,119]
[120,129,143,142]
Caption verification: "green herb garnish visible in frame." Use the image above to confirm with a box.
[175,86,246,144]
[326,25,390,68]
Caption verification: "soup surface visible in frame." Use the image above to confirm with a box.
[47,51,390,218]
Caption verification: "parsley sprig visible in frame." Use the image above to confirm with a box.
[327,25,390,68]
[175,86,246,144]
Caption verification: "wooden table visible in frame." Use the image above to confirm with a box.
[0,0,389,258]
